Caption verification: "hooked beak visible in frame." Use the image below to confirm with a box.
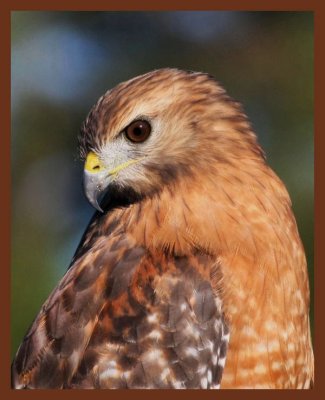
[83,152,108,212]
[83,171,106,212]
[83,151,143,212]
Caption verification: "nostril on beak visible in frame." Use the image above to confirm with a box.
[85,151,104,173]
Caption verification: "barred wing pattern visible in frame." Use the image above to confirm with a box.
[12,224,229,389]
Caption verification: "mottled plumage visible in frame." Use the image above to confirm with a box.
[12,69,313,389]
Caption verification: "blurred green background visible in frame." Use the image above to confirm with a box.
[11,11,314,358]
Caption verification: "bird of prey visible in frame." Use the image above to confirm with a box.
[12,68,314,389]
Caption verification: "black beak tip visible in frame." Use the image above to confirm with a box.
[92,200,104,213]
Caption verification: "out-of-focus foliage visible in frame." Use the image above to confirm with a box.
[11,11,314,358]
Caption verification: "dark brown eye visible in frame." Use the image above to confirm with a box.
[125,120,151,143]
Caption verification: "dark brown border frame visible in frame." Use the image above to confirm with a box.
[1,1,322,399]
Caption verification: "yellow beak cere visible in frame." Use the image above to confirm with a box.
[85,151,105,173]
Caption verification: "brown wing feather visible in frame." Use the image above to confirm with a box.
[11,224,128,388]
[12,212,229,389]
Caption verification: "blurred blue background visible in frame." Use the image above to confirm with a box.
[11,11,314,357]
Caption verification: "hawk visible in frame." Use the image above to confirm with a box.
[12,68,314,389]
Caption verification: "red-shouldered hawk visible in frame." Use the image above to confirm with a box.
[12,68,314,389]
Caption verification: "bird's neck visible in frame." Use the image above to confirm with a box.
[126,159,291,259]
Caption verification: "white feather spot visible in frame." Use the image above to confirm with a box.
[185,347,199,358]
[254,363,267,374]
[255,342,268,353]
[148,329,162,341]
[207,369,212,384]
[173,380,185,389]
[212,354,218,366]
[271,361,281,371]
[210,384,220,389]
[200,377,208,389]
[223,333,230,343]
[147,313,158,323]
[144,349,163,363]
[123,370,131,379]
[160,367,170,381]
[217,357,226,368]
[264,319,277,331]
[214,319,221,331]
[100,368,119,379]
[184,321,200,339]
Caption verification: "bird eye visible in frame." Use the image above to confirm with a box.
[124,120,151,143]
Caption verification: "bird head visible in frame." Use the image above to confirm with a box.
[79,68,264,212]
